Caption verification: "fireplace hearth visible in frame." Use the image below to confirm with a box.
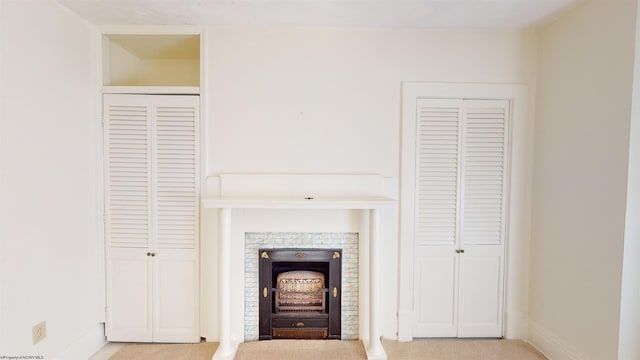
[259,248,342,340]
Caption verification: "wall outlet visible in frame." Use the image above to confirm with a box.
[32,321,46,345]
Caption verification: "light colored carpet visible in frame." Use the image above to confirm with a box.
[107,342,218,360]
[236,339,367,360]
[105,339,546,360]
[382,338,546,360]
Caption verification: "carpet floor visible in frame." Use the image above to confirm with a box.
[103,339,546,360]
[107,342,218,360]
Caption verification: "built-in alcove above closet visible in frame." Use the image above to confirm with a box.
[102,34,200,87]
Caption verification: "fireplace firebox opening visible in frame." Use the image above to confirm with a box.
[259,248,342,340]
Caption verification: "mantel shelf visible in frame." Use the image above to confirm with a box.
[202,196,396,210]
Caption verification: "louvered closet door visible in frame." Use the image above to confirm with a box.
[413,99,463,337]
[413,98,509,338]
[104,94,199,343]
[457,100,508,337]
[104,94,153,342]
[151,95,200,342]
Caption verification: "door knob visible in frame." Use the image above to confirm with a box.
[455,249,465,254]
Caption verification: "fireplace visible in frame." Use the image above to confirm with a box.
[244,232,359,341]
[259,248,342,340]
[202,173,395,360]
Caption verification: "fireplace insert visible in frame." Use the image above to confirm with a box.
[259,248,342,340]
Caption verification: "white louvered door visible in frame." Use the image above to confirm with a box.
[413,99,462,337]
[457,100,508,337]
[413,98,509,338]
[151,97,199,342]
[104,96,153,342]
[104,94,199,343]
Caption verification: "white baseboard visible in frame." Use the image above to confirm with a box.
[212,341,239,360]
[53,324,106,360]
[528,321,589,360]
[505,311,528,339]
[396,310,413,342]
[362,339,388,360]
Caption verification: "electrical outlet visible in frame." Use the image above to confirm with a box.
[32,321,46,345]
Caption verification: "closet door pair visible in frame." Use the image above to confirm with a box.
[104,94,200,343]
[413,98,509,338]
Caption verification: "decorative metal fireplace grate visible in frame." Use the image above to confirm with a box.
[259,248,342,340]
[276,270,326,312]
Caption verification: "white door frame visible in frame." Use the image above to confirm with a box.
[398,82,532,341]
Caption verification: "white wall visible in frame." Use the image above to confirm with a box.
[205,28,537,177]
[201,27,538,341]
[6,1,639,356]
[0,8,551,354]
[618,1,640,358]
[530,1,637,359]
[0,0,104,358]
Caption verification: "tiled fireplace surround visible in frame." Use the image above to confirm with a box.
[203,174,395,360]
[244,232,359,340]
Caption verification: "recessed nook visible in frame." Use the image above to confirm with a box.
[102,34,200,87]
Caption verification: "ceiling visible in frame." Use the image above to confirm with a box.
[58,0,581,29]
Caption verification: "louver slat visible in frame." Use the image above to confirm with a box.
[461,101,509,246]
[415,100,462,246]
[155,103,198,250]
[106,103,150,248]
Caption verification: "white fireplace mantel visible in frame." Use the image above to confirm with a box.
[202,195,394,210]
[202,174,396,360]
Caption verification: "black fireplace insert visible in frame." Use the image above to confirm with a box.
[258,248,342,340]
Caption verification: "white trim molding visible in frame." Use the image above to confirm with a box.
[98,25,205,36]
[528,321,590,360]
[102,86,200,95]
[52,324,106,360]
[398,82,532,341]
